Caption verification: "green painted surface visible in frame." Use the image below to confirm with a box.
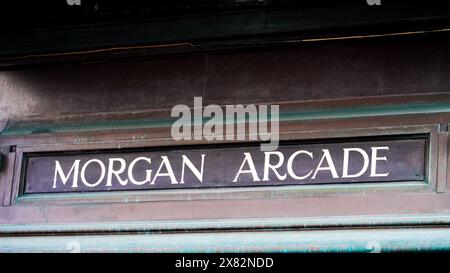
[2,102,450,136]
[1,228,450,252]
[1,214,449,235]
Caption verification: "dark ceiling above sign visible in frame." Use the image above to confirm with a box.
[0,0,450,67]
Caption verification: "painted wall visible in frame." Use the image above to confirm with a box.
[0,34,450,252]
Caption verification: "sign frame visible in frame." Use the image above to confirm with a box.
[10,124,438,206]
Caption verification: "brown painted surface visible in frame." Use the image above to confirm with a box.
[0,150,15,207]
[0,35,449,233]
[0,37,449,124]
[1,193,450,225]
[437,131,448,193]
[0,123,440,228]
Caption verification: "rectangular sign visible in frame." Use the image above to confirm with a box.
[23,138,427,194]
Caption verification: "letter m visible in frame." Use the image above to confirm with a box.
[53,160,81,189]
[226,104,258,141]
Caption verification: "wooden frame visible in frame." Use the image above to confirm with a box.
[10,125,436,205]
[0,109,448,234]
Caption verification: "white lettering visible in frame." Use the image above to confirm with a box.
[181,154,205,183]
[151,156,178,184]
[53,160,80,188]
[342,148,369,178]
[312,149,339,179]
[80,159,106,187]
[263,151,287,181]
[128,157,152,185]
[233,153,261,182]
[106,158,128,186]
[370,146,390,177]
[287,150,314,180]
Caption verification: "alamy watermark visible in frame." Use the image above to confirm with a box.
[171,97,279,151]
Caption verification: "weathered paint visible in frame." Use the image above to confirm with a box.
[1,228,450,253]
[2,102,450,137]
[0,214,450,235]
[1,33,449,253]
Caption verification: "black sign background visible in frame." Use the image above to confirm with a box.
[23,138,427,194]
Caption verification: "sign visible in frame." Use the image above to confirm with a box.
[23,138,427,194]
